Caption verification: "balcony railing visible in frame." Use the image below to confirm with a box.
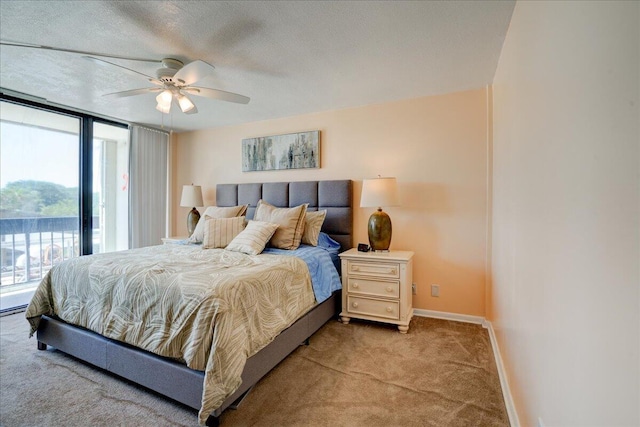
[0,216,98,289]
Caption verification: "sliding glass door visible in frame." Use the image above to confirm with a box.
[0,98,129,311]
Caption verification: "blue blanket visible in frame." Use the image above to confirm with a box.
[263,233,342,303]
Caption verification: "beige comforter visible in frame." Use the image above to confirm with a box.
[25,244,316,424]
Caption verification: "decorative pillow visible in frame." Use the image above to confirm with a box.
[202,216,246,249]
[301,210,327,246]
[254,200,308,250]
[189,205,248,243]
[225,220,280,255]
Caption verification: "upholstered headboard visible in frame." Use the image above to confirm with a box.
[216,180,352,252]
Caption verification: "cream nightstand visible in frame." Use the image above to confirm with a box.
[161,236,189,245]
[339,248,414,333]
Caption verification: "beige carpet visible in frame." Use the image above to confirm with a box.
[0,313,509,427]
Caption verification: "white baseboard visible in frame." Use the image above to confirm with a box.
[414,308,485,325]
[414,309,520,427]
[482,320,520,427]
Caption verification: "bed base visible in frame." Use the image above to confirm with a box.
[36,291,340,425]
[36,179,352,425]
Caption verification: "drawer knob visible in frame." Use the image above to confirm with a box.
[353,283,359,288]
[386,286,393,292]
[353,266,360,271]
[386,307,393,313]
[352,302,359,308]
[389,269,397,274]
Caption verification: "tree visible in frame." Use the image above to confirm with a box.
[0,180,77,218]
[0,185,41,216]
[40,199,78,216]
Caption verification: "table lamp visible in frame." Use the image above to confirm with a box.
[360,177,399,251]
[180,184,204,237]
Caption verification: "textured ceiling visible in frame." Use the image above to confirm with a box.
[0,1,515,132]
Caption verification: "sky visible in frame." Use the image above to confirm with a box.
[1,121,80,189]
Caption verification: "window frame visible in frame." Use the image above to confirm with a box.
[0,93,129,256]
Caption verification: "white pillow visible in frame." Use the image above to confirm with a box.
[225,220,279,255]
[189,205,248,243]
[202,216,246,249]
[301,210,327,246]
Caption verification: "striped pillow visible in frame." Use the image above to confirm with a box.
[202,216,246,249]
[254,200,308,250]
[225,220,280,255]
[301,210,327,246]
[188,204,249,243]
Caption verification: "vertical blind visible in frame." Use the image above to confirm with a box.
[129,126,169,248]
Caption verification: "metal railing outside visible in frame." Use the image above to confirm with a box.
[0,216,98,290]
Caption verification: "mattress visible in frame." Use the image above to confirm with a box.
[26,244,322,423]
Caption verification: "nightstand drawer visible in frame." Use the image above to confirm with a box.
[347,277,399,298]
[347,261,400,279]
[346,295,399,320]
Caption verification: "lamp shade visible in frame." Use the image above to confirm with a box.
[180,185,204,207]
[177,94,195,113]
[360,177,399,208]
[156,90,172,106]
[156,90,173,114]
[156,102,171,114]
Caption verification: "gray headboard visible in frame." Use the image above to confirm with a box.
[216,180,352,252]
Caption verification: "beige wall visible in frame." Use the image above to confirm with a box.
[172,88,490,315]
[492,1,639,426]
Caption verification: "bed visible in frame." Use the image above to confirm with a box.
[26,179,352,426]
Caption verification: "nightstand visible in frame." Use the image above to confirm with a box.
[161,236,189,245]
[339,248,414,333]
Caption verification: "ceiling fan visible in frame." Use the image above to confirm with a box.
[0,41,250,115]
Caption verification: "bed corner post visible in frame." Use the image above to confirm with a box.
[37,341,47,350]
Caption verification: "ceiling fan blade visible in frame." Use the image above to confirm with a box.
[103,87,161,98]
[84,56,156,80]
[0,40,161,63]
[184,86,250,104]
[173,60,215,86]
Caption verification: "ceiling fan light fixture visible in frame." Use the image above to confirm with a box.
[177,94,195,113]
[155,90,173,114]
[156,89,172,104]
[156,102,171,114]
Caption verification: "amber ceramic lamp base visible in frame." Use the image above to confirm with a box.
[368,208,392,251]
[187,208,200,237]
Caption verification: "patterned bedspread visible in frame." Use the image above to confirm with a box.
[25,244,316,424]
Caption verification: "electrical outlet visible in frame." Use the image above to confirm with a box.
[431,284,440,297]
[412,283,417,295]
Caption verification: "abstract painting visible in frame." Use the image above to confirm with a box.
[242,130,320,172]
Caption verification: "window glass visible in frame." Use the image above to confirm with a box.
[0,101,80,306]
[0,101,129,311]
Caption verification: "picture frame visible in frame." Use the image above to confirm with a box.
[242,130,320,172]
